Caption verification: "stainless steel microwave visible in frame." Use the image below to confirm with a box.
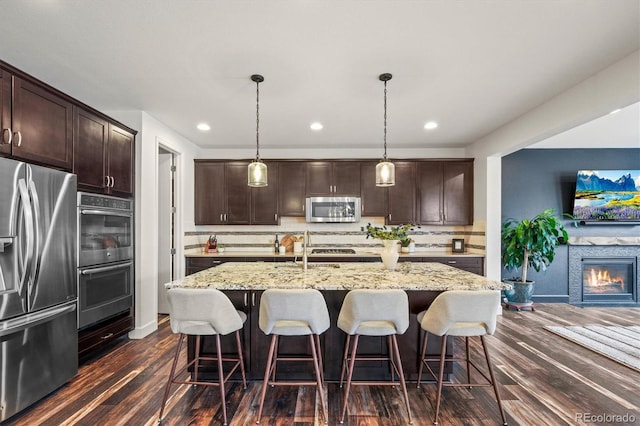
[305,197,361,223]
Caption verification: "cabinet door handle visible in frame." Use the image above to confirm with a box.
[388,213,392,221]
[274,213,277,221]
[251,292,256,307]
[105,176,110,187]
[2,128,12,145]
[244,292,248,307]
[100,333,114,340]
[447,260,457,264]
[110,176,115,187]
[14,131,22,147]
[220,213,223,222]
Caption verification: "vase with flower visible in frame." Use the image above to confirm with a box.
[362,223,418,270]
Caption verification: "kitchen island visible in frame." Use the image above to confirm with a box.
[166,262,508,381]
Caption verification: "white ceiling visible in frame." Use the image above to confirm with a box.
[0,0,638,151]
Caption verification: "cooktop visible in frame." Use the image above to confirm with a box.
[311,248,356,254]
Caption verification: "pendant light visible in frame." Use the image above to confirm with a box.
[375,73,395,187]
[248,74,267,187]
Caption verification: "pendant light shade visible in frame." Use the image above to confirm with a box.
[375,73,395,187]
[248,74,268,187]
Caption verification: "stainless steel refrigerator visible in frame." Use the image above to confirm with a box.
[0,156,78,422]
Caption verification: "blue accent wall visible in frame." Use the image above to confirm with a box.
[501,148,640,301]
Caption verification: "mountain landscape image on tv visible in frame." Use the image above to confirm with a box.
[572,170,640,221]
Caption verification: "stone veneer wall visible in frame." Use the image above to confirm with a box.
[184,216,486,255]
[567,236,640,305]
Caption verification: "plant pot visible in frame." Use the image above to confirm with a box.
[503,279,535,304]
[401,247,409,253]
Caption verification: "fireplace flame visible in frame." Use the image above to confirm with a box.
[585,267,624,287]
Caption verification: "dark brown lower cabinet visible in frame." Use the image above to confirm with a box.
[78,310,134,362]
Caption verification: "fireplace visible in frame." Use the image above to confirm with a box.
[568,241,639,306]
[581,258,635,302]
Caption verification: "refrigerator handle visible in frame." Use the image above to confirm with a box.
[27,178,42,306]
[17,179,34,305]
[0,300,76,338]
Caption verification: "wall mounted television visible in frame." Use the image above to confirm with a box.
[572,170,640,222]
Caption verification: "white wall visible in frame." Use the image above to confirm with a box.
[466,49,640,280]
[107,110,201,339]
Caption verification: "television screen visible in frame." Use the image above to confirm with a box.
[572,170,640,221]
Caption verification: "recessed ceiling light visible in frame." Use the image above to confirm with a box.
[424,121,438,130]
[609,108,622,115]
[197,123,211,131]
[310,122,323,131]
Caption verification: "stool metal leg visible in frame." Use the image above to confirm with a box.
[390,334,413,424]
[416,330,429,388]
[339,334,359,424]
[215,334,229,426]
[466,336,472,389]
[481,335,508,425]
[339,334,351,388]
[433,335,447,425]
[315,334,325,385]
[235,330,247,389]
[309,334,328,424]
[256,335,278,424]
[158,333,185,422]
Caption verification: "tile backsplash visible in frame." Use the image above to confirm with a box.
[185,217,486,255]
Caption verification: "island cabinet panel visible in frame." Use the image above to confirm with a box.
[360,161,388,216]
[278,161,306,216]
[306,161,360,196]
[387,161,416,225]
[5,74,73,170]
[417,160,473,225]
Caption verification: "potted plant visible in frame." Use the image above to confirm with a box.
[501,208,568,307]
[362,223,418,270]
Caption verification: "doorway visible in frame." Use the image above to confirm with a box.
[157,147,177,314]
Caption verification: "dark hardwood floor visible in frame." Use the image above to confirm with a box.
[5,304,639,425]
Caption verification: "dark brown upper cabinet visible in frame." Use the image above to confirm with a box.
[194,161,226,225]
[194,160,274,225]
[306,161,360,196]
[0,69,10,157]
[278,162,306,217]
[251,162,279,225]
[107,124,135,196]
[73,107,135,196]
[387,161,416,225]
[418,160,473,225]
[360,161,387,217]
[1,68,73,170]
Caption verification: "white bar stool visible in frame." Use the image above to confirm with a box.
[337,289,413,424]
[416,290,507,425]
[255,288,330,424]
[159,288,247,426]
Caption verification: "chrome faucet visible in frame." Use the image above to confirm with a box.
[302,230,309,271]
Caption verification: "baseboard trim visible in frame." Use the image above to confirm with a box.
[531,295,570,303]
[128,319,158,339]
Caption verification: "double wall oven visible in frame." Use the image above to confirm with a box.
[77,192,134,329]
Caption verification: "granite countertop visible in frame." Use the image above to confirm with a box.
[185,250,484,258]
[167,261,508,291]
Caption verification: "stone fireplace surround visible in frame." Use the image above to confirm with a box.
[568,236,640,305]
